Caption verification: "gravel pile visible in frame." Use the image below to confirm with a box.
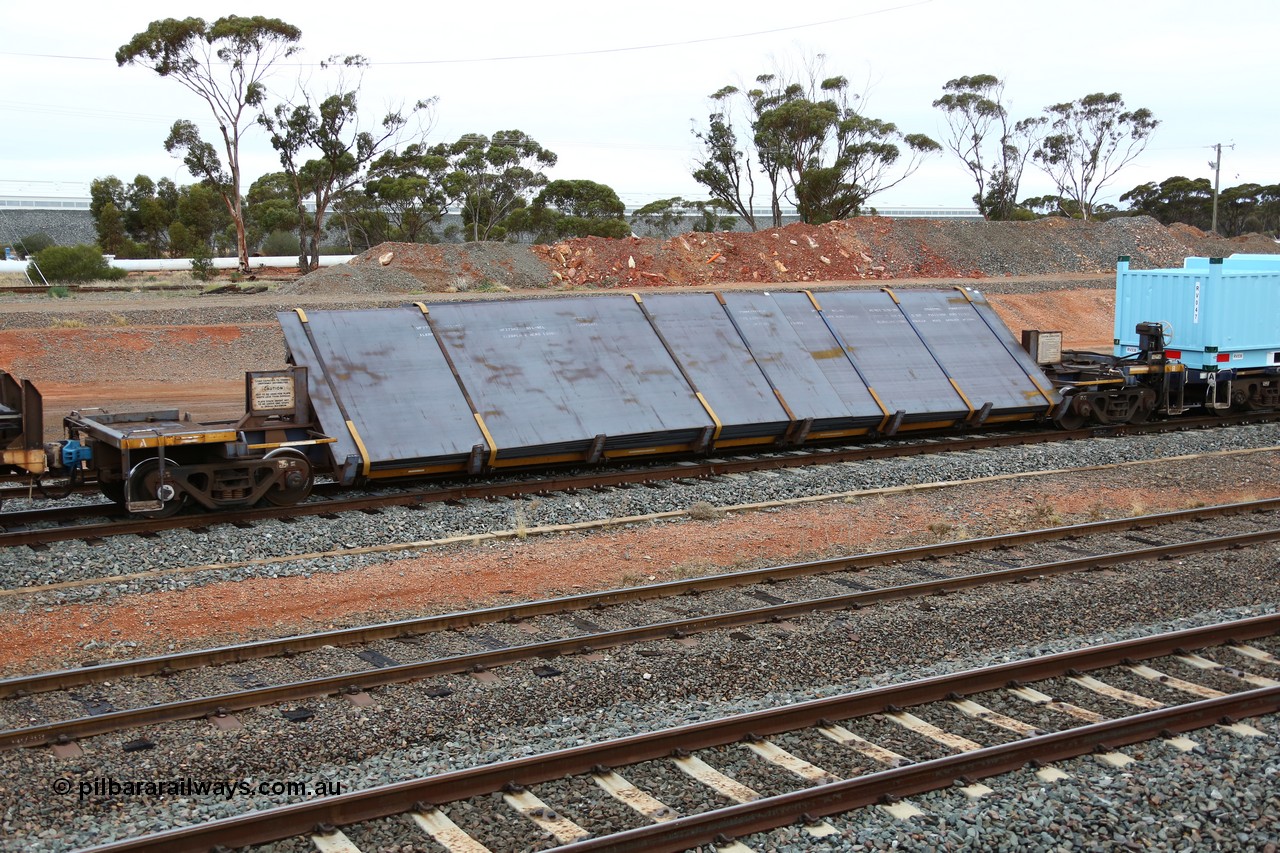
[268,215,1280,293]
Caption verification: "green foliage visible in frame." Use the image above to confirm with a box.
[1032,92,1159,220]
[363,143,451,242]
[47,286,70,299]
[520,180,630,241]
[693,63,939,229]
[933,74,1044,221]
[1120,178,1280,236]
[117,15,302,271]
[260,229,301,256]
[1120,176,1212,230]
[630,197,737,237]
[31,245,127,283]
[257,57,435,271]
[16,233,54,256]
[189,244,215,281]
[438,130,558,241]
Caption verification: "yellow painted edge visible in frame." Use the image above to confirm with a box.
[244,437,337,451]
[2,448,47,474]
[604,443,696,458]
[867,387,892,433]
[345,419,371,477]
[293,307,308,324]
[948,377,976,416]
[695,392,723,442]
[473,413,499,467]
[896,419,963,431]
[984,413,1039,424]
[489,451,593,468]
[1025,376,1058,412]
[121,430,239,450]
[1129,364,1186,375]
[772,388,797,422]
[366,462,468,478]
[712,436,779,449]
[806,427,874,440]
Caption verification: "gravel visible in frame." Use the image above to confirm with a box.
[0,425,1277,848]
[4,423,1278,607]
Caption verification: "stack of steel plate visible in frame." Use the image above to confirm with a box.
[279,288,1058,483]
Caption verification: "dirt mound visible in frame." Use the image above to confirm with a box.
[286,215,1278,294]
[286,241,554,293]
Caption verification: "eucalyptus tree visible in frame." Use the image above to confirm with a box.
[117,15,302,271]
[1032,92,1158,220]
[439,131,558,242]
[259,55,436,269]
[933,74,1044,219]
[693,65,938,228]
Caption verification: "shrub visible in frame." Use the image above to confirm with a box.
[30,245,126,284]
[190,244,215,281]
[18,233,54,256]
[260,229,300,257]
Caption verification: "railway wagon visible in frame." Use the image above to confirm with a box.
[1114,254,1280,413]
[1031,255,1280,426]
[2,287,1059,515]
[281,287,1060,486]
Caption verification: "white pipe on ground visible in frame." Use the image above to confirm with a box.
[0,256,355,274]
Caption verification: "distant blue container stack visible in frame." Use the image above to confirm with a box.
[1113,254,1280,372]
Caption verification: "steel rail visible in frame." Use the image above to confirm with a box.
[4,496,1277,698]
[553,687,1280,853]
[5,524,1278,750]
[74,615,1280,852]
[3,412,1276,549]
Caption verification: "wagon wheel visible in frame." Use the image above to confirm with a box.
[261,449,314,507]
[1128,390,1156,424]
[100,479,126,505]
[127,458,188,518]
[1053,394,1089,430]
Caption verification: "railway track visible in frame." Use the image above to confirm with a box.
[74,614,1280,852]
[4,498,1276,754]
[3,411,1277,550]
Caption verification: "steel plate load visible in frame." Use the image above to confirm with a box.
[279,288,1061,482]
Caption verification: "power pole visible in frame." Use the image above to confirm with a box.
[1208,142,1235,235]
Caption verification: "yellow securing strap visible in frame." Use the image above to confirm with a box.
[413,301,429,316]
[948,378,976,417]
[803,290,822,311]
[953,286,975,303]
[694,392,723,442]
[866,387,892,433]
[345,419,371,477]
[880,287,900,304]
[293,308,309,323]
[631,292,644,304]
[473,413,499,467]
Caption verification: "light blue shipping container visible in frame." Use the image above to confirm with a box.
[1113,254,1280,371]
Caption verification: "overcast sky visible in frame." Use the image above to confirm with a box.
[1,0,1274,211]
